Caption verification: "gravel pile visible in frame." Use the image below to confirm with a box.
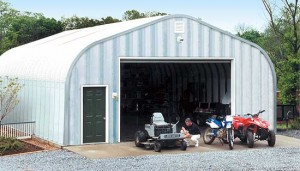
[0,130,299,171]
[277,129,300,139]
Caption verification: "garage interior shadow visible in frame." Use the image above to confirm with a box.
[120,62,231,141]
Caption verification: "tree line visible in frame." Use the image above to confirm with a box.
[0,1,166,55]
[0,0,299,105]
[238,0,299,106]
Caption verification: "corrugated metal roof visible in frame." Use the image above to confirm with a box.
[0,16,164,82]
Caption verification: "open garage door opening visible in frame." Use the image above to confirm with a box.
[120,61,231,142]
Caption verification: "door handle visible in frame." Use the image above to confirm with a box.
[103,117,106,120]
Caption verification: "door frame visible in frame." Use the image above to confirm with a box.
[118,57,235,142]
[81,85,109,144]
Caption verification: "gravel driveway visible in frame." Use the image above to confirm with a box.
[0,130,299,171]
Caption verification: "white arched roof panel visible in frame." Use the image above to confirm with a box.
[0,16,164,82]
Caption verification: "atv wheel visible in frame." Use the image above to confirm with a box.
[203,127,216,144]
[134,130,148,147]
[267,130,276,147]
[247,131,254,148]
[180,141,187,151]
[227,128,234,150]
[154,141,162,152]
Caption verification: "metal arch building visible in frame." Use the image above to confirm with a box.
[0,15,276,146]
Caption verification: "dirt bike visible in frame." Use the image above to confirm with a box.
[233,110,276,148]
[203,115,234,150]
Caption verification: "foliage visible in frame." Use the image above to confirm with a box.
[261,0,300,105]
[5,13,63,48]
[123,9,167,21]
[0,136,24,155]
[101,16,121,25]
[0,77,22,122]
[61,15,120,30]
[0,0,17,55]
[236,1,300,105]
[0,1,167,54]
[123,10,146,20]
[277,117,300,130]
[277,122,289,129]
[0,1,63,55]
[236,25,264,46]
[291,117,300,129]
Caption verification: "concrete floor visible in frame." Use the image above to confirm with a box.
[64,135,300,159]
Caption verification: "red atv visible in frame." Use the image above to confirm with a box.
[233,110,276,148]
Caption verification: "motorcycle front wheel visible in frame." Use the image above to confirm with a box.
[203,127,216,144]
[227,128,234,150]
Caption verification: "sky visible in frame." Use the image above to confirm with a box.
[5,0,270,33]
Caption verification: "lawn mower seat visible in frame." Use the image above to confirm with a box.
[152,112,168,126]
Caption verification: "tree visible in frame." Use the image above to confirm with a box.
[61,15,120,30]
[4,12,63,47]
[236,24,264,45]
[101,16,121,25]
[262,0,300,104]
[0,0,18,55]
[123,10,167,21]
[0,77,22,124]
[145,11,168,17]
[0,1,63,55]
[123,10,146,21]
[61,15,102,30]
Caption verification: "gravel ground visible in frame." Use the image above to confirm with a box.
[0,130,299,171]
[277,129,300,139]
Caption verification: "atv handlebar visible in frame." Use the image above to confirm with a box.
[244,110,265,118]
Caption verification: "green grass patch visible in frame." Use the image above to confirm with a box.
[277,122,290,129]
[277,118,300,130]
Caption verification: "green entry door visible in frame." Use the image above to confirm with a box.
[83,87,106,143]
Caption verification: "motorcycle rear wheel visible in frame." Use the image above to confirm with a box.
[203,127,216,144]
[267,130,276,147]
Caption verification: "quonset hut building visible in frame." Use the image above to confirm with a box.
[0,15,276,146]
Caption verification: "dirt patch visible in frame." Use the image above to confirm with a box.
[1,138,59,156]
[21,138,59,151]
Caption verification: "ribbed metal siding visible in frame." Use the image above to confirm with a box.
[67,17,275,145]
[0,15,275,146]
[3,79,65,145]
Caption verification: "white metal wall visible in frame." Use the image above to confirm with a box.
[3,79,65,145]
[66,16,276,145]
